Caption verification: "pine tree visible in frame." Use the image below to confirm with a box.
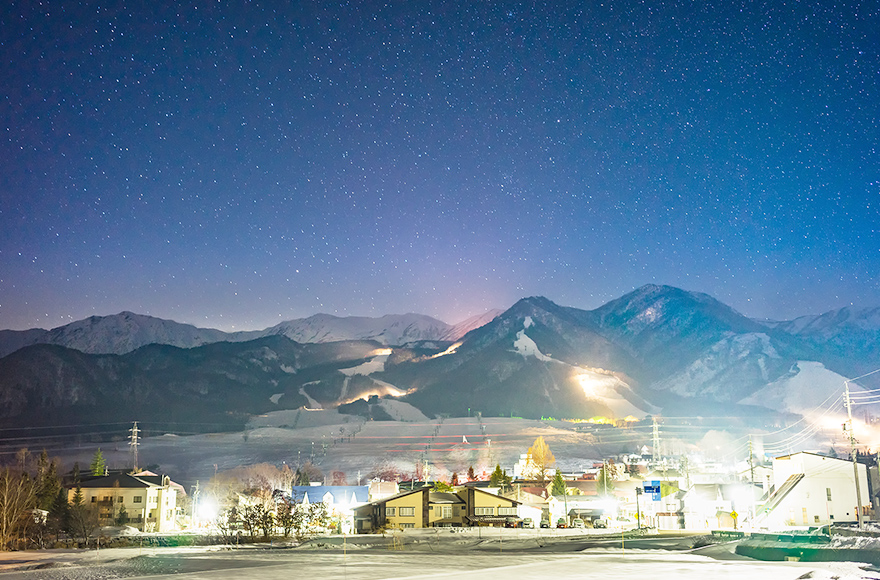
[115,504,129,526]
[550,470,566,496]
[467,466,476,481]
[36,452,61,511]
[489,464,512,492]
[90,449,106,476]
[68,485,97,542]
[597,466,615,496]
[48,488,70,540]
[451,472,459,486]
[489,464,504,487]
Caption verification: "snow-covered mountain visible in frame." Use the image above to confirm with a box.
[758,306,880,383]
[3,285,879,426]
[0,310,501,358]
[255,313,452,346]
[438,309,504,341]
[0,312,230,358]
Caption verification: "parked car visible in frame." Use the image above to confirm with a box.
[522,518,534,529]
[572,518,586,528]
[556,519,568,528]
[592,518,607,529]
[540,520,550,528]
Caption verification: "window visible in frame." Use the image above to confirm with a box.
[386,507,396,516]
[91,497,97,503]
[499,507,517,516]
[826,488,832,501]
[814,515,820,523]
[475,507,494,516]
[441,506,452,518]
[400,523,414,529]
[399,507,415,517]
[118,496,124,503]
[133,496,143,503]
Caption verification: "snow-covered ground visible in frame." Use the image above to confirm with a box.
[1,540,878,579]
[47,413,620,490]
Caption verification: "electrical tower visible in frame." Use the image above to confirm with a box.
[129,421,140,472]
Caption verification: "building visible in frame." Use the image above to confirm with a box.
[353,486,521,533]
[290,485,370,534]
[758,452,870,528]
[68,472,179,532]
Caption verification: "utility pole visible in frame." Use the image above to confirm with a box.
[635,487,642,530]
[129,421,140,472]
[748,435,756,527]
[652,418,660,467]
[844,381,863,530]
[192,480,200,528]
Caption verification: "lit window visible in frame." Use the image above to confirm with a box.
[499,507,517,516]
[475,507,494,516]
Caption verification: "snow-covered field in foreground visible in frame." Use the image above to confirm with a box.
[0,546,877,579]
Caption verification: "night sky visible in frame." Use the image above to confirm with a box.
[2,1,878,332]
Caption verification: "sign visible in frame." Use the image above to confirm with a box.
[643,481,661,501]
[730,510,738,520]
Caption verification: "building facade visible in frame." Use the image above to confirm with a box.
[760,452,870,528]
[68,472,179,532]
[353,486,521,533]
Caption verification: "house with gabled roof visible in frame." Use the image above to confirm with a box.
[289,485,370,534]
[353,486,521,533]
[68,472,179,532]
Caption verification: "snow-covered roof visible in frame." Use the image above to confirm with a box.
[290,485,369,505]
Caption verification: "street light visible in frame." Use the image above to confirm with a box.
[635,487,642,531]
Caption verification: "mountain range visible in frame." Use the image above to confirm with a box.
[0,309,502,359]
[1,285,877,431]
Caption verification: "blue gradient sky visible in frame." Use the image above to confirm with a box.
[2,1,878,331]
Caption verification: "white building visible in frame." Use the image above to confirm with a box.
[759,452,870,528]
[70,472,180,532]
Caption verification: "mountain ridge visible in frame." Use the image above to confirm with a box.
[2,285,879,428]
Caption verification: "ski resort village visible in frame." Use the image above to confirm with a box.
[2,286,880,576]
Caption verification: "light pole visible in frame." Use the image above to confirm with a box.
[635,487,642,531]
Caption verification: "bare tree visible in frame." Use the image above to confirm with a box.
[0,451,39,550]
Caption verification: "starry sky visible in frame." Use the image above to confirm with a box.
[2,1,878,331]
